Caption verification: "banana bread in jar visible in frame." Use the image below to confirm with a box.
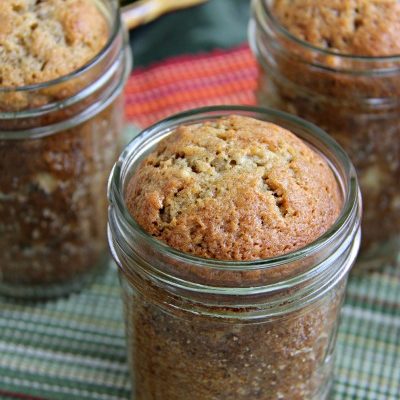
[108,106,361,400]
[0,0,131,298]
[250,0,400,270]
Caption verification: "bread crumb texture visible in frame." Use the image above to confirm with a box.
[271,0,400,56]
[126,116,342,261]
[0,0,108,87]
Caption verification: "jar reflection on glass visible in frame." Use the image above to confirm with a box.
[0,0,132,298]
[108,106,361,400]
[249,0,400,270]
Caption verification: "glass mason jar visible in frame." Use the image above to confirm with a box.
[108,106,361,400]
[249,0,400,271]
[0,0,132,298]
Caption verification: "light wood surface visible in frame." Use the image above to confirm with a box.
[122,0,208,30]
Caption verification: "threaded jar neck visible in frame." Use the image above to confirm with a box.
[249,0,400,109]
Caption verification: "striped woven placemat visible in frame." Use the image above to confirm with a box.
[0,45,399,400]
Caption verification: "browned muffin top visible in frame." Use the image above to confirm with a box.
[271,0,400,56]
[0,0,109,88]
[125,115,342,261]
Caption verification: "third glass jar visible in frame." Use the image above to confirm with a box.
[249,0,400,270]
[0,0,131,297]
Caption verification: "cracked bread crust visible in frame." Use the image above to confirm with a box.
[126,115,342,261]
[271,0,400,56]
[0,0,108,88]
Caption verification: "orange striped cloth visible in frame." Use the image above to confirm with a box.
[125,44,258,127]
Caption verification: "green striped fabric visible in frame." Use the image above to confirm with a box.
[0,261,399,399]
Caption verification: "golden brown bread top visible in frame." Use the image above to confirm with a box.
[126,115,342,261]
[271,0,400,56]
[0,0,109,88]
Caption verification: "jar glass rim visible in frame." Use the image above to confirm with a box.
[257,0,400,62]
[109,105,360,271]
[0,0,121,94]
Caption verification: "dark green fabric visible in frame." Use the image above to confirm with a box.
[129,0,251,67]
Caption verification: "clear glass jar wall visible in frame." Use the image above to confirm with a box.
[108,106,361,400]
[0,0,132,298]
[249,0,400,270]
